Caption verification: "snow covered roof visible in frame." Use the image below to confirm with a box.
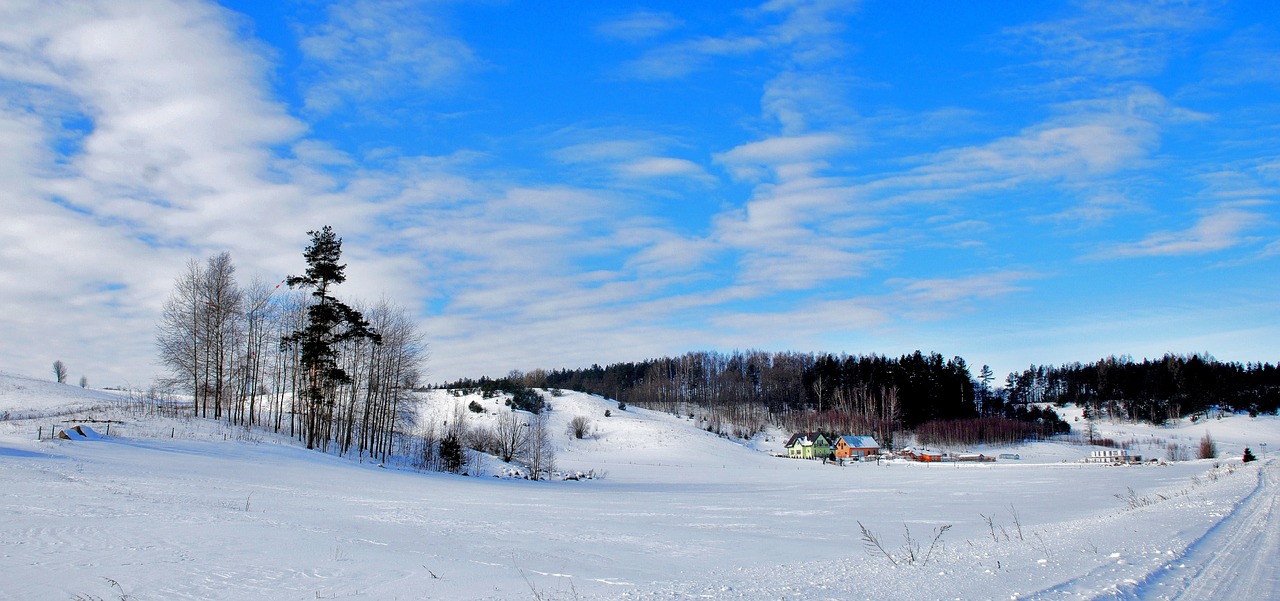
[784,432,829,448]
[837,435,880,449]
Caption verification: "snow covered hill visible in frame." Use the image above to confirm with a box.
[1,371,1277,600]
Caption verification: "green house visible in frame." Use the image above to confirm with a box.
[784,432,832,460]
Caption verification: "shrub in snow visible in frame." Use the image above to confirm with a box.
[466,426,496,454]
[468,400,485,413]
[1198,433,1217,459]
[858,521,951,566]
[507,388,545,414]
[1242,447,1257,463]
[568,416,592,439]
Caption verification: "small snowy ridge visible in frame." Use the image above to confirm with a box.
[0,372,1276,600]
[60,424,103,440]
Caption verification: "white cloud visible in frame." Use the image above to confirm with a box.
[709,296,889,342]
[553,139,658,164]
[618,157,713,182]
[298,0,478,115]
[624,231,717,274]
[1261,240,1280,258]
[890,271,1038,308]
[1000,0,1213,80]
[1044,191,1147,226]
[867,94,1165,207]
[550,133,714,184]
[2,0,1273,388]
[1101,203,1266,258]
[761,70,859,134]
[714,133,849,180]
[615,0,856,80]
[595,11,684,42]
[619,35,767,80]
[0,0,325,384]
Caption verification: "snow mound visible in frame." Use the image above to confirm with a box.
[58,424,103,440]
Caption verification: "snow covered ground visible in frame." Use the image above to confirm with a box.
[1,371,1277,600]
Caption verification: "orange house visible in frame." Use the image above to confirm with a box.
[901,447,944,462]
[833,435,880,459]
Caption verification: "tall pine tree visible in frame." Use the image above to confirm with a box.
[283,226,381,450]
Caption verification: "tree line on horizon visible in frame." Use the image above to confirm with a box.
[450,350,1066,448]
[453,350,1277,447]
[1004,353,1280,424]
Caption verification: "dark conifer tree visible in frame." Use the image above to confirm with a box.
[282,226,381,450]
[439,433,464,473]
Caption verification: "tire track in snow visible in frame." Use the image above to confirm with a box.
[1132,462,1279,600]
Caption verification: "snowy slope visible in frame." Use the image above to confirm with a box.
[0,370,132,420]
[417,388,799,480]
[1,372,1277,600]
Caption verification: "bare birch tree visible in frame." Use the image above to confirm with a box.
[52,360,68,384]
[524,412,555,480]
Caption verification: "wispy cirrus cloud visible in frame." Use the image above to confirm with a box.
[1043,191,1148,226]
[617,35,768,80]
[1198,25,1280,88]
[708,295,889,343]
[551,135,714,184]
[1099,202,1266,258]
[298,0,478,116]
[3,0,1276,389]
[713,132,849,180]
[595,11,684,43]
[999,0,1214,80]
[889,270,1040,308]
[618,157,713,181]
[863,88,1172,210]
[613,0,857,80]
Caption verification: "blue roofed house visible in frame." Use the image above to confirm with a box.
[833,435,880,460]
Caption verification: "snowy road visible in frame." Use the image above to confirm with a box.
[1135,461,1279,601]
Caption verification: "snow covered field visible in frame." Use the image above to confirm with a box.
[1,372,1276,600]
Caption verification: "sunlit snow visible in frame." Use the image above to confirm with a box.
[2,372,1276,600]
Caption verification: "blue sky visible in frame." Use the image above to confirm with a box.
[1,0,1277,387]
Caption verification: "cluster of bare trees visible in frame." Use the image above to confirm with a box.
[417,401,557,479]
[50,360,87,388]
[156,240,426,461]
[914,416,1060,448]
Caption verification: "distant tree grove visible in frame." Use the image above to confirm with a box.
[156,228,426,460]
[463,351,1067,448]
[1004,354,1280,423]
[488,350,1277,447]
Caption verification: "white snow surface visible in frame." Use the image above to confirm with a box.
[2,371,1278,600]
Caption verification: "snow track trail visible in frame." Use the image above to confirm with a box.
[1133,461,1279,601]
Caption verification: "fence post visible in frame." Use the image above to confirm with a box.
[37,426,41,440]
